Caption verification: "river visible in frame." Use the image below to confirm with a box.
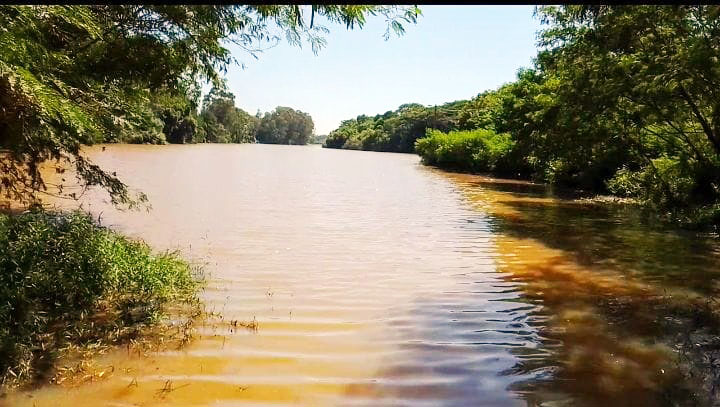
[5,144,720,406]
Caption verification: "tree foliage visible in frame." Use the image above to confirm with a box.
[324,100,467,153]
[151,84,315,146]
[525,5,720,225]
[196,84,259,143]
[325,6,720,227]
[255,106,314,145]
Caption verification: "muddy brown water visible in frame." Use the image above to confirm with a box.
[5,144,720,406]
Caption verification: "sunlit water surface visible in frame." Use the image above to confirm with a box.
[5,144,720,407]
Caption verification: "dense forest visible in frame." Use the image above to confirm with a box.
[325,5,720,228]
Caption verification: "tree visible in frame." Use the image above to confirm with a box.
[155,89,202,145]
[533,5,720,219]
[0,5,421,207]
[256,106,314,145]
[198,83,259,143]
[324,5,720,226]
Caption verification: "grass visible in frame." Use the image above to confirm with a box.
[0,209,204,389]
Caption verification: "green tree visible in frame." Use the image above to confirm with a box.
[256,106,314,145]
[534,5,720,221]
[198,84,259,143]
[155,89,202,145]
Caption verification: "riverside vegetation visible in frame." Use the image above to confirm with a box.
[0,210,202,387]
[165,85,317,146]
[324,5,720,230]
[0,5,420,389]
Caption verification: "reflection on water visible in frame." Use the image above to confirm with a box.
[446,173,720,406]
[4,145,720,406]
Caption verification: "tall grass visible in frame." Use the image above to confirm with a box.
[0,209,203,388]
[415,129,515,174]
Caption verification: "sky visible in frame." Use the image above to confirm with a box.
[222,6,544,135]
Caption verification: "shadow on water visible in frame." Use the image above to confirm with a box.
[458,175,720,297]
[491,200,720,294]
[456,174,720,406]
[344,172,720,407]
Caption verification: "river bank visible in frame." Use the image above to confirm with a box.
[420,157,720,234]
[0,209,203,391]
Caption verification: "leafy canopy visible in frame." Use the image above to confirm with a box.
[256,106,314,145]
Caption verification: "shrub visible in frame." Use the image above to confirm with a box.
[415,129,515,173]
[0,210,202,387]
[608,157,720,229]
[342,135,363,150]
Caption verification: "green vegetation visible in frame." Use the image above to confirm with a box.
[324,101,468,153]
[195,85,260,144]
[415,129,515,174]
[256,106,315,145]
[327,5,720,229]
[0,209,202,387]
[155,84,315,145]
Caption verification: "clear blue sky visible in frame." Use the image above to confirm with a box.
[222,6,543,135]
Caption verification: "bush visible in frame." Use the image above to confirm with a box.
[323,131,348,149]
[415,129,515,173]
[341,135,363,150]
[608,157,720,228]
[0,210,202,387]
[126,132,167,145]
[360,128,391,151]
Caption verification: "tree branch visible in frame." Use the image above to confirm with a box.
[678,83,720,155]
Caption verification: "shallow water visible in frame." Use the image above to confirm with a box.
[5,144,720,406]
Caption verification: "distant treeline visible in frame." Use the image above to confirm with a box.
[324,101,470,153]
[113,85,315,146]
[326,6,720,228]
